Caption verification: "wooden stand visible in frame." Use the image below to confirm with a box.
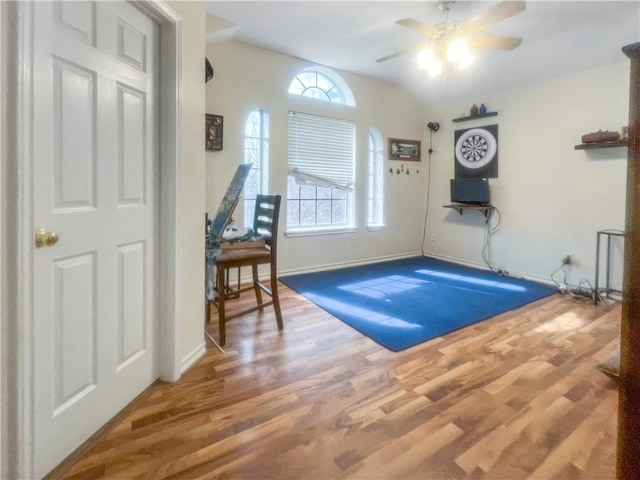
[618,41,640,480]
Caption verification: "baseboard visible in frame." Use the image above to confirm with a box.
[423,252,557,287]
[279,251,422,277]
[180,342,207,374]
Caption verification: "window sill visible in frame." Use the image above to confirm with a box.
[285,226,356,238]
[367,224,386,232]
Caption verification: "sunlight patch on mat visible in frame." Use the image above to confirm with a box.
[305,293,423,330]
[415,269,526,292]
[337,274,426,299]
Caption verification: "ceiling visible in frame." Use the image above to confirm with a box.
[205,1,640,106]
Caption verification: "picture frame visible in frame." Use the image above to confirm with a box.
[388,138,421,161]
[206,114,223,151]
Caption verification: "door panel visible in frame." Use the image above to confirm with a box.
[117,85,146,205]
[52,58,97,211]
[32,2,159,476]
[53,253,97,413]
[117,241,146,367]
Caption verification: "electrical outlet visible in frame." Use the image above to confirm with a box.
[562,254,571,265]
[430,235,436,242]
[351,235,356,246]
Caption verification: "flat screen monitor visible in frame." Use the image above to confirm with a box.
[450,178,490,205]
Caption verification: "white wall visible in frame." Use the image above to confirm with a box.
[204,40,427,273]
[203,29,630,289]
[424,62,629,287]
[168,1,208,370]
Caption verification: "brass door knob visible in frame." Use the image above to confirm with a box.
[35,228,59,248]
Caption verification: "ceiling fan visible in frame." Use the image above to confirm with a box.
[377,1,526,75]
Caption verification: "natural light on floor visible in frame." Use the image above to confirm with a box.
[415,269,527,292]
[304,292,423,330]
[533,312,590,333]
[337,274,427,299]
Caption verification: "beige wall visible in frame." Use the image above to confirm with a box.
[204,40,427,274]
[204,35,629,288]
[167,1,208,368]
[424,62,629,287]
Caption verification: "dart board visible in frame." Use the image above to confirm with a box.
[454,125,498,178]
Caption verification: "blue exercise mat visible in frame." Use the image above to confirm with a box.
[280,256,557,351]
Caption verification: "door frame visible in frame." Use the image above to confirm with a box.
[0,1,183,477]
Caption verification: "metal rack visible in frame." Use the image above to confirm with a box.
[594,229,625,305]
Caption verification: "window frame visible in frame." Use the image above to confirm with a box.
[367,126,385,229]
[287,66,356,107]
[243,109,269,228]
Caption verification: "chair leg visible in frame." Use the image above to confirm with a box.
[217,264,227,346]
[270,267,283,330]
[252,263,264,311]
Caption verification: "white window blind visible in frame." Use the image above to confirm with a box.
[287,111,355,190]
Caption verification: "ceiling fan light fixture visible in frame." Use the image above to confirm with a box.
[381,0,526,77]
[456,50,474,70]
[426,58,444,76]
[446,38,469,63]
[416,48,436,69]
[417,49,443,76]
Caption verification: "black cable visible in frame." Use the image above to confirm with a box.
[420,129,434,256]
[481,206,508,275]
[550,261,602,301]
[551,263,568,290]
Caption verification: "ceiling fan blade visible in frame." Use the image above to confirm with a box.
[396,18,441,38]
[376,44,425,63]
[460,1,526,35]
[468,35,522,50]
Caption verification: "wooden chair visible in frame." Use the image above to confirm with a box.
[207,194,284,346]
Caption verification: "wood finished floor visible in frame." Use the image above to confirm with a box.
[52,283,620,480]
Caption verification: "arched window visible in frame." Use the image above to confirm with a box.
[244,109,269,227]
[368,126,384,227]
[286,67,356,233]
[288,66,356,106]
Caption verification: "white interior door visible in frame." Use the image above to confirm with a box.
[32,2,159,476]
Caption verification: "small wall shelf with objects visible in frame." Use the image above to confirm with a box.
[452,111,498,123]
[443,203,494,218]
[574,140,628,150]
[575,128,628,150]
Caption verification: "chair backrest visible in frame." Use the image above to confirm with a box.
[252,194,281,251]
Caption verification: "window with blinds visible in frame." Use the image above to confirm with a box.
[287,111,355,230]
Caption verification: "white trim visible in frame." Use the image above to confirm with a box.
[180,343,207,374]
[134,0,184,383]
[279,252,422,277]
[285,226,357,238]
[423,252,558,287]
[4,2,183,477]
[0,4,3,474]
[3,2,36,477]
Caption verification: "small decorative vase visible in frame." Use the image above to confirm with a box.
[470,104,479,116]
[479,103,487,116]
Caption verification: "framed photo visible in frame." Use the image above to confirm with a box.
[206,114,223,151]
[388,138,421,161]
